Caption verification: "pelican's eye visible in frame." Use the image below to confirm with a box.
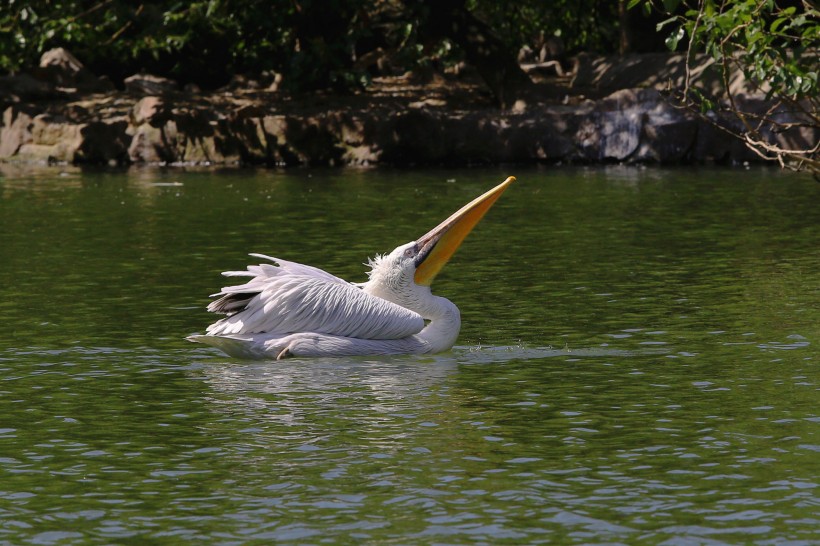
[403,244,418,258]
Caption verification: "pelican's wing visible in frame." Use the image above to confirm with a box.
[246,253,347,285]
[205,255,424,340]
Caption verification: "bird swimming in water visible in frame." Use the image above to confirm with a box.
[188,176,515,359]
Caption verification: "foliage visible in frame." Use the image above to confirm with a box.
[469,0,621,55]
[633,0,819,174]
[650,0,819,100]
[0,0,641,91]
[0,0,363,90]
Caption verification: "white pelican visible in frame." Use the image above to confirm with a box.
[188,176,515,359]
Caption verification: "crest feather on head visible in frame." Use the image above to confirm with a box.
[365,254,387,279]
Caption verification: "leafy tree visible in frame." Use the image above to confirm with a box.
[1,0,643,92]
[1,0,694,106]
[635,0,819,174]
[0,0,293,87]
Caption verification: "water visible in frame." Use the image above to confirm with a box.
[0,165,817,544]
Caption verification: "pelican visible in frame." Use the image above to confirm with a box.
[188,176,515,359]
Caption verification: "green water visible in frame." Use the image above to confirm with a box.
[0,165,817,544]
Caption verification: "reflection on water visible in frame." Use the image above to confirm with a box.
[0,166,817,544]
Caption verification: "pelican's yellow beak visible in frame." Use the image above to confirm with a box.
[414,176,515,286]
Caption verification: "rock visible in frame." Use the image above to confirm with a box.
[127,109,244,165]
[16,113,83,162]
[222,74,262,91]
[0,89,784,167]
[261,114,343,166]
[124,74,178,95]
[174,114,234,164]
[1,103,127,164]
[0,74,57,104]
[509,114,574,161]
[452,115,515,163]
[334,114,381,166]
[34,47,114,93]
[127,96,175,162]
[128,123,168,163]
[629,89,699,163]
[0,106,35,158]
[131,96,171,126]
[260,115,291,163]
[39,47,84,74]
[570,88,706,163]
[577,110,643,161]
[409,98,447,109]
[382,110,447,164]
[267,72,283,92]
[76,120,129,164]
[636,118,698,163]
[571,52,750,99]
[231,117,270,164]
[692,114,749,163]
[775,123,820,157]
[574,89,652,161]
[0,51,814,168]
[232,103,267,119]
[510,99,528,113]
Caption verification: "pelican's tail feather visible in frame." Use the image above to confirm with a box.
[186,334,281,359]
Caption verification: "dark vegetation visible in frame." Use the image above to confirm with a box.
[0,0,666,93]
[1,0,817,172]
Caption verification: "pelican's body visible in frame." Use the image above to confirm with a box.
[188,177,514,359]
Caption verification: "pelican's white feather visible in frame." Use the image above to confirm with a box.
[205,255,425,340]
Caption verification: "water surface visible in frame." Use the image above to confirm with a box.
[0,165,817,544]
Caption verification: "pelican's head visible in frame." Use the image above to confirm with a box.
[364,240,424,296]
[365,176,515,300]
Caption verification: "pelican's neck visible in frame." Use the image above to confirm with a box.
[362,280,461,353]
[416,293,461,353]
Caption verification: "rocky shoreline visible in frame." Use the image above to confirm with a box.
[1,48,814,168]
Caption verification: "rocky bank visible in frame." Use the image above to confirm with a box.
[0,48,815,168]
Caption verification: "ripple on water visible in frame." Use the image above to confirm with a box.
[1,162,819,544]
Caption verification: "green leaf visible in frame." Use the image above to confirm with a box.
[206,0,219,18]
[665,27,685,50]
[656,16,678,32]
[770,17,788,33]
